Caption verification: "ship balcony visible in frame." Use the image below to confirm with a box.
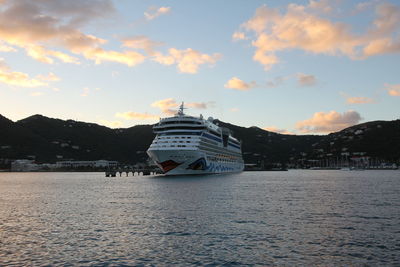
[153,128,205,135]
[153,124,205,131]
[148,143,200,150]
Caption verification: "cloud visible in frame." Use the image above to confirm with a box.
[151,98,178,115]
[115,112,159,120]
[37,72,60,82]
[0,0,147,66]
[0,59,48,87]
[25,45,80,64]
[151,98,213,115]
[83,48,145,66]
[308,0,334,14]
[122,36,163,53]
[232,32,248,41]
[266,76,286,88]
[346,96,374,104]
[297,73,317,86]
[384,83,400,96]
[263,126,294,135]
[0,41,16,52]
[0,2,219,73]
[98,119,123,128]
[356,1,375,12]
[237,2,400,70]
[230,108,240,112]
[296,110,363,133]
[224,77,257,91]
[186,102,215,109]
[340,92,375,104]
[144,6,171,21]
[152,48,221,74]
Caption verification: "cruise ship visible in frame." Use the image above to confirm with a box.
[147,103,244,175]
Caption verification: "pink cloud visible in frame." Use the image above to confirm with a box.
[152,48,221,74]
[296,110,363,133]
[115,112,159,120]
[346,96,375,104]
[144,6,171,21]
[297,73,317,86]
[98,120,123,128]
[224,77,257,91]
[0,58,48,87]
[151,98,213,115]
[0,0,146,66]
[237,2,400,70]
[263,126,294,135]
[384,83,400,96]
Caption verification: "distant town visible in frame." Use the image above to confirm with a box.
[1,156,397,173]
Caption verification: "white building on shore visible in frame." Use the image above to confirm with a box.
[56,160,118,168]
[10,159,119,171]
[11,160,40,171]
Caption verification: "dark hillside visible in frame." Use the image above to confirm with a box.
[0,115,56,160]
[216,120,322,163]
[310,120,400,161]
[14,115,154,163]
[1,114,399,165]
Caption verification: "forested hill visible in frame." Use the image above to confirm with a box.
[1,114,399,164]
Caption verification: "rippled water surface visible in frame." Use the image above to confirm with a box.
[0,170,399,266]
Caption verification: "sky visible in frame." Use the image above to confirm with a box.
[0,0,399,134]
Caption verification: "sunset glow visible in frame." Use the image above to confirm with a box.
[0,0,399,134]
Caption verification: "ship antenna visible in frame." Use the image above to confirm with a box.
[177,101,186,116]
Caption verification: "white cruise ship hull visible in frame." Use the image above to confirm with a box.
[146,102,244,176]
[147,149,244,175]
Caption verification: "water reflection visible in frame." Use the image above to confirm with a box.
[0,171,399,265]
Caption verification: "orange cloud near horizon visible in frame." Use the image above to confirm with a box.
[0,59,49,87]
[296,110,363,133]
[115,112,159,120]
[98,119,123,128]
[263,126,294,135]
[151,98,212,115]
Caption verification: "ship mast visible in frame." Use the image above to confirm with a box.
[177,102,186,116]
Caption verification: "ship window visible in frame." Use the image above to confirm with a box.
[162,120,202,125]
[164,132,201,136]
[208,130,221,137]
[156,126,206,131]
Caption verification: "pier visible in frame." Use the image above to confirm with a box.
[105,167,161,177]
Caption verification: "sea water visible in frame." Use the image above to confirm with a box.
[0,170,399,266]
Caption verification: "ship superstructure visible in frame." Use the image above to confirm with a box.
[147,103,244,175]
